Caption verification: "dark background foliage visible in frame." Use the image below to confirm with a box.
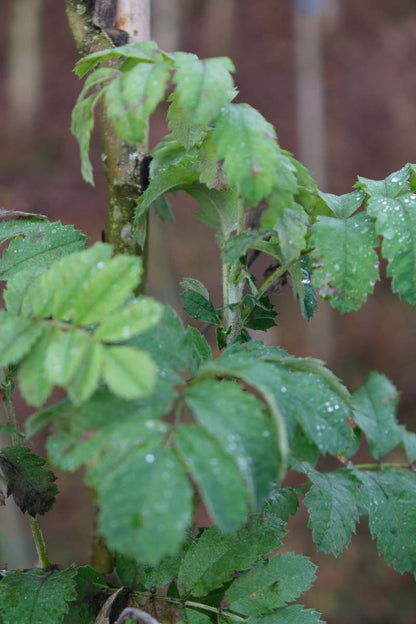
[0,1,415,622]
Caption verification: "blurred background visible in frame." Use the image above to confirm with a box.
[0,1,416,621]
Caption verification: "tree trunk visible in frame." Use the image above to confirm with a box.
[66,0,151,259]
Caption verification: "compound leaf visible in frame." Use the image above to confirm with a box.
[355,468,416,575]
[188,184,239,239]
[105,60,171,144]
[303,466,361,556]
[224,553,316,615]
[311,196,379,312]
[180,289,220,324]
[102,345,156,400]
[70,68,115,184]
[137,140,199,215]
[71,254,142,325]
[175,424,251,532]
[74,40,162,77]
[0,446,58,516]
[18,327,55,406]
[361,165,416,304]
[91,437,193,565]
[177,516,286,597]
[352,372,402,459]
[186,380,279,508]
[0,568,77,624]
[173,53,235,125]
[66,340,103,404]
[213,103,282,203]
[0,221,85,280]
[94,297,163,341]
[0,314,45,365]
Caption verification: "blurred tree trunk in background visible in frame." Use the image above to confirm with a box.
[203,0,235,55]
[153,0,181,51]
[294,0,335,362]
[7,0,43,132]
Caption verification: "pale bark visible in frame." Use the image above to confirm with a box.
[66,0,151,258]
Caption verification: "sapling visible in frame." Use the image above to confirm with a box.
[0,18,415,624]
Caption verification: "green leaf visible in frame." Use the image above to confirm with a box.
[167,92,207,150]
[71,254,142,325]
[0,568,77,624]
[263,487,299,523]
[182,327,212,371]
[261,199,309,262]
[154,194,175,222]
[173,53,235,125]
[242,294,278,331]
[303,466,361,556]
[62,566,104,624]
[131,304,200,372]
[0,446,58,516]
[357,164,412,199]
[40,389,171,473]
[180,289,220,324]
[186,380,280,508]
[44,330,91,386]
[0,221,86,280]
[66,340,103,404]
[92,438,193,565]
[102,345,156,400]
[177,517,286,597]
[290,256,318,321]
[51,242,113,320]
[175,424,251,532]
[213,103,282,203]
[355,468,416,575]
[250,605,324,624]
[197,132,227,189]
[18,327,55,406]
[94,297,163,341]
[401,428,416,463]
[180,609,211,624]
[221,229,273,264]
[188,184,239,239]
[0,314,45,366]
[200,344,355,462]
[180,278,210,300]
[224,553,316,615]
[70,68,115,184]
[352,372,402,459]
[74,41,163,77]
[274,202,309,262]
[319,189,365,218]
[137,140,199,215]
[137,535,193,590]
[105,60,171,144]
[363,171,416,304]
[311,204,379,312]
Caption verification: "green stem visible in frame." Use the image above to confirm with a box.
[28,515,50,569]
[223,200,247,347]
[257,247,313,298]
[145,594,247,623]
[353,462,413,471]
